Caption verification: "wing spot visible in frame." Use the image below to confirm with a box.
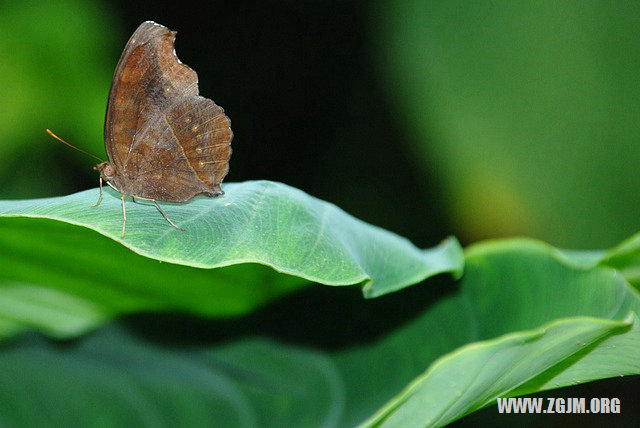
[199,161,205,167]
[165,87,171,92]
[192,125,199,131]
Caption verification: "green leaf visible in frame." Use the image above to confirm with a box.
[0,180,463,339]
[550,231,640,287]
[362,317,632,427]
[0,238,637,427]
[353,239,640,426]
[0,328,344,427]
[598,232,640,287]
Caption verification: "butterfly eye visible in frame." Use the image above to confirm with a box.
[104,164,115,178]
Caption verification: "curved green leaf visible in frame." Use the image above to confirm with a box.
[550,231,640,287]
[347,239,640,426]
[362,317,633,427]
[0,238,637,426]
[0,181,463,339]
[0,217,305,339]
[0,238,637,427]
[596,232,640,287]
[0,328,343,427]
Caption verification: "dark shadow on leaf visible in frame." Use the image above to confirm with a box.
[122,274,459,351]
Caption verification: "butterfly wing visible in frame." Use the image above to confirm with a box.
[104,21,232,201]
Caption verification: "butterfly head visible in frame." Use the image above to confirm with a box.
[94,162,115,180]
[93,162,123,193]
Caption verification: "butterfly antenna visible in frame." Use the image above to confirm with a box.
[46,129,105,163]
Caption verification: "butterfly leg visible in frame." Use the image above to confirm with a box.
[153,201,186,231]
[120,193,127,238]
[92,177,104,208]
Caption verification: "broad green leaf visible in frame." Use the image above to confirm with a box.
[550,231,640,287]
[0,180,463,338]
[0,238,637,427]
[598,232,640,287]
[0,328,343,427]
[361,317,632,427]
[340,239,640,426]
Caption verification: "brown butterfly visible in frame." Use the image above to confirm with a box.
[55,21,232,238]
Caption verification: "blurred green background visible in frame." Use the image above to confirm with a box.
[1,0,639,425]
[2,0,640,250]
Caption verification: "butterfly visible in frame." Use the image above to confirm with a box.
[90,21,232,238]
